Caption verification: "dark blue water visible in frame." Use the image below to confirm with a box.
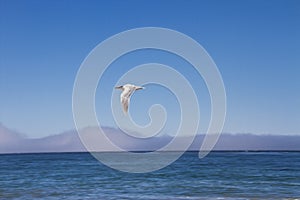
[0,152,299,199]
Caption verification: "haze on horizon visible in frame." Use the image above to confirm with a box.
[1,123,300,154]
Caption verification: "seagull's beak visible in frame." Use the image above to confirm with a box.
[115,86,123,89]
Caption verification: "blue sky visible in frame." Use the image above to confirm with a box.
[1,0,299,138]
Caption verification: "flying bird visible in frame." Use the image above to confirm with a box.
[115,84,145,114]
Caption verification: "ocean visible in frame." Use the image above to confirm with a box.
[0,151,299,199]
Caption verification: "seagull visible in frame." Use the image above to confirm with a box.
[115,84,145,114]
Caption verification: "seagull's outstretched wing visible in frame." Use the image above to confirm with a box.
[121,96,129,113]
[120,86,134,114]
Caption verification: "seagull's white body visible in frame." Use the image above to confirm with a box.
[115,84,144,114]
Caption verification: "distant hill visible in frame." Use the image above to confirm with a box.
[0,123,299,154]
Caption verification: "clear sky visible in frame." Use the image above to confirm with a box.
[1,0,299,138]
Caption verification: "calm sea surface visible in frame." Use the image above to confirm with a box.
[0,152,299,199]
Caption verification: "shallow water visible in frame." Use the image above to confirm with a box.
[0,151,299,199]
